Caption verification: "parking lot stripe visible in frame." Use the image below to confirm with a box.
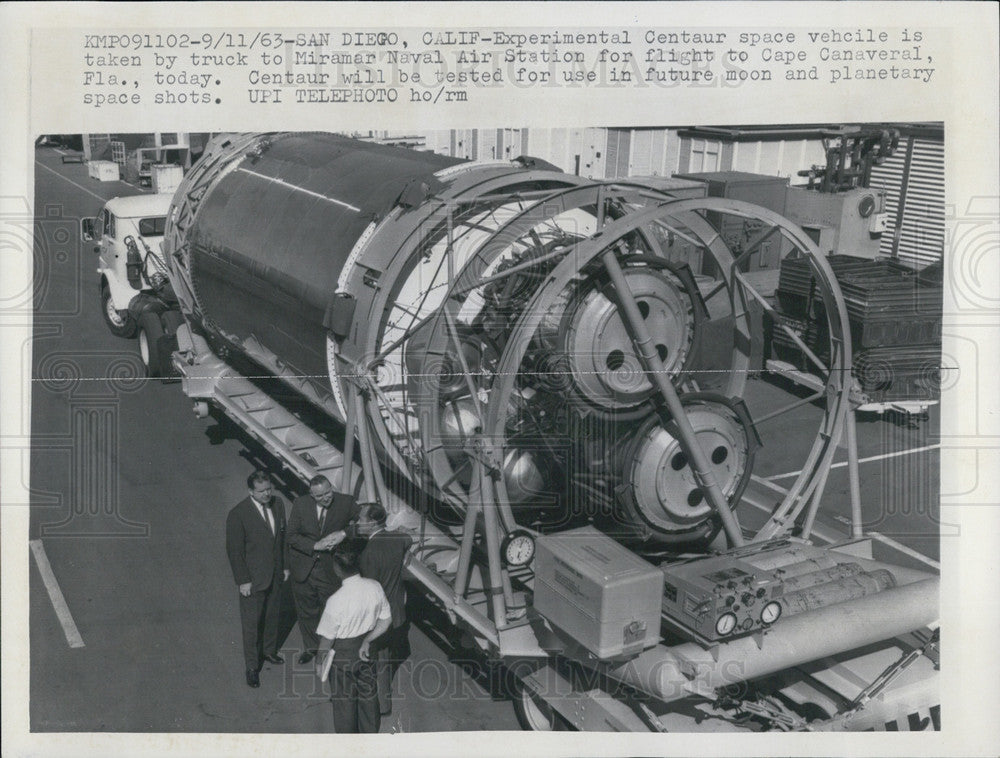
[35,159,108,203]
[765,443,940,482]
[29,539,85,649]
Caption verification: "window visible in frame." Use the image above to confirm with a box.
[691,139,721,172]
[106,213,117,239]
[138,216,167,236]
[95,209,107,239]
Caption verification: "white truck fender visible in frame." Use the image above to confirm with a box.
[98,265,141,312]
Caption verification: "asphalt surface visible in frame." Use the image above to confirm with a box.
[27,145,939,733]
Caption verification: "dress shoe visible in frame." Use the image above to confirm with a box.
[297,651,315,664]
[263,653,284,665]
[246,669,260,688]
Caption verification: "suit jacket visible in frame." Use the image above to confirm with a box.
[359,529,413,628]
[226,496,286,592]
[286,491,359,583]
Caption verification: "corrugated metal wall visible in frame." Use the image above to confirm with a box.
[870,137,945,269]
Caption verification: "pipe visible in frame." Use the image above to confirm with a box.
[607,577,938,704]
[846,409,864,538]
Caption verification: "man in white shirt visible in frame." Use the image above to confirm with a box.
[315,547,392,733]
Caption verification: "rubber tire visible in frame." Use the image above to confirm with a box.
[101,282,136,338]
[511,678,568,731]
[137,311,165,377]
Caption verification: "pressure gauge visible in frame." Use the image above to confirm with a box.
[760,600,783,625]
[715,612,738,637]
[858,194,877,218]
[501,529,536,566]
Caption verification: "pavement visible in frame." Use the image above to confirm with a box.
[25,145,939,734]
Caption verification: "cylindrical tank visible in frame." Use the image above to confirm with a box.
[183,133,463,393]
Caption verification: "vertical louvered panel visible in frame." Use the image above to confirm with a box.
[678,136,692,173]
[871,137,945,269]
[650,130,666,175]
[479,128,498,161]
[605,130,620,177]
[605,129,631,178]
[629,129,654,175]
[721,142,735,171]
[456,129,474,160]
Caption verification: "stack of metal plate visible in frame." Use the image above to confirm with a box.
[772,255,943,402]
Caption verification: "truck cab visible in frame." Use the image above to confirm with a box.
[81,193,182,375]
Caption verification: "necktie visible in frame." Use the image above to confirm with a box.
[318,506,327,531]
[262,503,274,534]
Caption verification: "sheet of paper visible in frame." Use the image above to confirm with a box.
[1,2,997,757]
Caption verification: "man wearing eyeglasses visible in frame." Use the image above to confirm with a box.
[286,474,359,664]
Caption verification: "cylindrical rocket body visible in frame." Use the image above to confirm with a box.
[185,133,461,393]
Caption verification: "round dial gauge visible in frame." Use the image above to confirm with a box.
[858,194,877,218]
[502,529,536,566]
[715,612,738,636]
[760,600,782,625]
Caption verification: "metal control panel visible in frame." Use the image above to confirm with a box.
[660,541,897,643]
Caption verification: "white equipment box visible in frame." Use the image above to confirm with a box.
[151,164,184,194]
[534,526,663,659]
[88,160,120,182]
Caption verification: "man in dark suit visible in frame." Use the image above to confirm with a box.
[358,503,413,715]
[285,474,358,664]
[226,470,289,688]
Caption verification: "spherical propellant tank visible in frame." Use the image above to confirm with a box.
[164,132,853,552]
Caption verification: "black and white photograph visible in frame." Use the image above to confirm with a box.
[2,4,998,757]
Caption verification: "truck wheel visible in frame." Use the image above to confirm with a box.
[512,679,568,731]
[137,311,165,377]
[101,283,136,338]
